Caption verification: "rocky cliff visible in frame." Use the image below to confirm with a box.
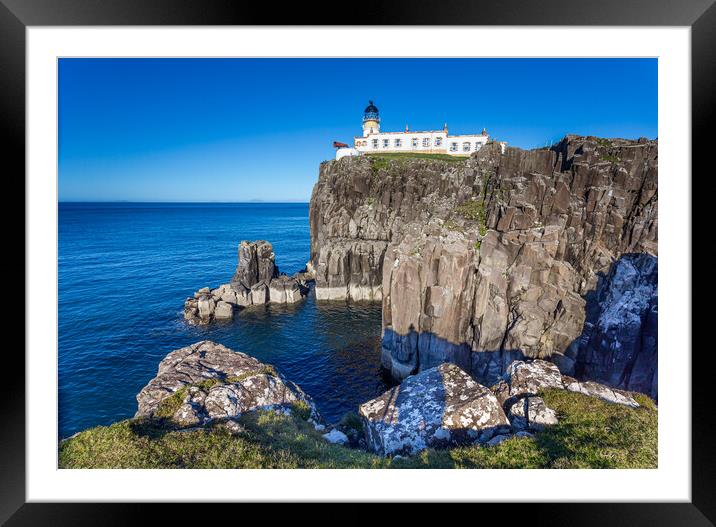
[309,136,658,396]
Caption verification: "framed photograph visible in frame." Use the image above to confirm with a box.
[4,0,711,523]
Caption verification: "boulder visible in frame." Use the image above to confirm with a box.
[493,359,640,410]
[268,275,306,304]
[135,340,318,426]
[231,282,253,307]
[214,301,234,320]
[563,376,640,408]
[359,363,510,456]
[209,283,236,304]
[322,429,349,445]
[194,287,210,298]
[250,280,269,305]
[183,241,314,324]
[504,360,564,399]
[183,297,199,323]
[197,295,215,319]
[508,396,558,430]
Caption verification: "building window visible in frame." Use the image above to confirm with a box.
[475,143,482,151]
[372,139,379,149]
[450,142,458,152]
[383,139,390,148]
[422,138,430,148]
[435,137,442,147]
[395,138,402,147]
[463,142,471,152]
[411,137,419,148]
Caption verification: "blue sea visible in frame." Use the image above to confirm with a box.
[58,202,389,438]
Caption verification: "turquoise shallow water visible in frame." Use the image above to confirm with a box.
[58,202,389,438]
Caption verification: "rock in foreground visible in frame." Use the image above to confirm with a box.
[359,363,510,456]
[494,359,640,410]
[508,397,559,431]
[135,340,318,426]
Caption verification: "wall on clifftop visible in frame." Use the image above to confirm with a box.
[309,136,658,396]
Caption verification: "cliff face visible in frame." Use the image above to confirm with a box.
[309,136,658,395]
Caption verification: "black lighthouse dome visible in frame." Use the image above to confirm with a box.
[363,100,380,122]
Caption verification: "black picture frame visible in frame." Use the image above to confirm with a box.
[3,0,711,523]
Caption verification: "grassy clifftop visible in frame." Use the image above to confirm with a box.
[59,389,657,469]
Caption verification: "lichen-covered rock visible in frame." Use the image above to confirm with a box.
[508,396,559,431]
[359,363,510,456]
[505,360,564,399]
[135,341,318,426]
[562,376,640,408]
[493,359,640,410]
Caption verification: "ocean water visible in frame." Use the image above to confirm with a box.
[58,202,389,438]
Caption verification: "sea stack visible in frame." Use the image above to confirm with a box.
[183,240,312,324]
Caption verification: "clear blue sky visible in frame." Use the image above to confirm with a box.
[59,58,657,202]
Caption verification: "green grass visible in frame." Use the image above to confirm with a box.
[366,152,468,183]
[444,219,464,232]
[455,199,488,237]
[366,152,469,163]
[155,387,189,419]
[290,400,312,421]
[600,154,621,163]
[59,389,657,469]
[339,412,364,434]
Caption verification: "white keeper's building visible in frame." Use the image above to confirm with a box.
[336,101,504,160]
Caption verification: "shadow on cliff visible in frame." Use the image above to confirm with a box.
[381,324,527,387]
[381,254,657,399]
[566,253,658,399]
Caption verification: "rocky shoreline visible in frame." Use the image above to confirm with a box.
[61,136,658,468]
[132,340,642,458]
